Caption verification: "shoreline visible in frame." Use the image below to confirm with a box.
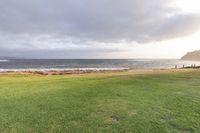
[0,68,130,75]
[0,67,196,76]
[0,68,129,72]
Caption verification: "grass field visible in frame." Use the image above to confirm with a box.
[1,70,200,133]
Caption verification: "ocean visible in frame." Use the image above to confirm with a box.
[0,59,200,71]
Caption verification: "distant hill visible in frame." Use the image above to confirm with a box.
[181,50,200,61]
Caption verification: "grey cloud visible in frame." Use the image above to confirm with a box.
[0,48,122,59]
[0,0,200,53]
[149,14,200,41]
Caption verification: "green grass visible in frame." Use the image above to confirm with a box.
[1,70,200,133]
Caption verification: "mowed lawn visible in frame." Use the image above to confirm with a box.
[1,70,200,133]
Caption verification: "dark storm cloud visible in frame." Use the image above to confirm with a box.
[0,0,200,44]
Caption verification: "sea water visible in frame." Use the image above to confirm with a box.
[0,59,200,71]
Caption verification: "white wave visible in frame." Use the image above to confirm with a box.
[0,60,9,62]
[0,68,129,72]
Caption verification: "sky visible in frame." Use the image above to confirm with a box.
[0,0,200,59]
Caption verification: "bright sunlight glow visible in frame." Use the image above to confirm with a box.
[173,0,200,13]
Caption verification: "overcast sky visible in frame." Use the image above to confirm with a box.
[0,0,200,58]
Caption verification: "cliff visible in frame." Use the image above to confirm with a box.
[181,50,200,61]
